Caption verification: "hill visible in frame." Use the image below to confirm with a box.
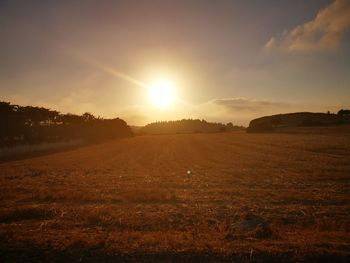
[247,112,350,133]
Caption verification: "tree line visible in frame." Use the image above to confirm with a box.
[337,109,350,116]
[0,101,132,146]
[141,119,245,134]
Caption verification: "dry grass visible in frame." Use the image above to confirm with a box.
[0,129,349,262]
[0,140,84,161]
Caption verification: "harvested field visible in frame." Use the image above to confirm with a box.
[1,130,350,262]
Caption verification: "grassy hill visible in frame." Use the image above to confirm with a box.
[247,112,350,133]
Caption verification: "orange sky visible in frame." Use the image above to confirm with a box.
[1,0,350,125]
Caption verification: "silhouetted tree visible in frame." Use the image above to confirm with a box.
[0,101,132,146]
[141,119,245,134]
[82,112,96,122]
[338,109,350,116]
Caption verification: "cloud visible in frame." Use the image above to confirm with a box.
[213,98,289,113]
[209,98,350,124]
[190,98,298,126]
[204,97,348,125]
[265,0,350,52]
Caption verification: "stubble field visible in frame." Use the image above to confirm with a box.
[1,130,350,262]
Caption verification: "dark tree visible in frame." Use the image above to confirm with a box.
[337,109,350,116]
[141,119,245,134]
[0,101,132,146]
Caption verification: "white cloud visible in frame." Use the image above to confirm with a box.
[265,0,350,52]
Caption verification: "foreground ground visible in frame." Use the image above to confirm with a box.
[0,129,350,262]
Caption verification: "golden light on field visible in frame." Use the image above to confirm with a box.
[148,80,175,109]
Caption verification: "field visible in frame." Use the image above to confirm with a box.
[1,130,350,262]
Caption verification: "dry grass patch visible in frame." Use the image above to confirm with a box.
[0,131,349,261]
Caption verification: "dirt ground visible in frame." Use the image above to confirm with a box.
[0,130,350,262]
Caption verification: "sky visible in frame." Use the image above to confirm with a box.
[1,0,350,126]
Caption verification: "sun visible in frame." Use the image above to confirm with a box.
[148,80,175,108]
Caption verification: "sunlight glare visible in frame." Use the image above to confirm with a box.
[149,80,175,109]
